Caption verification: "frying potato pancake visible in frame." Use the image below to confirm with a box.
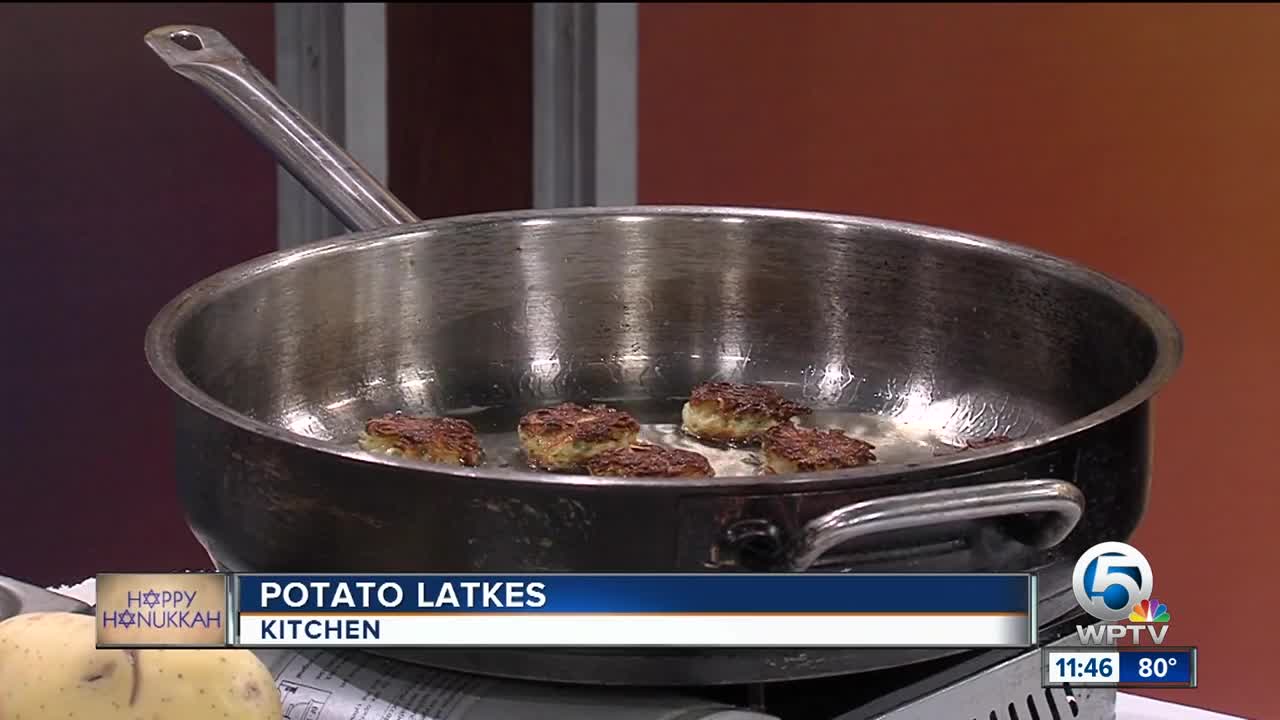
[517,403,641,471]
[681,382,812,443]
[761,424,876,474]
[359,413,484,467]
[586,443,715,478]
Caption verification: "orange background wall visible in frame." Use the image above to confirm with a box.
[639,4,1277,717]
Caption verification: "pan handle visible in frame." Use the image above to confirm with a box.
[144,25,419,232]
[784,479,1085,571]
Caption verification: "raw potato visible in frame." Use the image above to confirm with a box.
[0,612,281,720]
[0,613,133,718]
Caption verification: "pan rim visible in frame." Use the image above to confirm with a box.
[144,205,1183,490]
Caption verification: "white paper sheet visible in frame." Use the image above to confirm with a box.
[254,647,768,720]
[256,647,492,720]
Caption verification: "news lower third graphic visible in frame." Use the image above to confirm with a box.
[95,573,229,648]
[92,572,1036,649]
[231,574,1037,648]
[1041,541,1197,688]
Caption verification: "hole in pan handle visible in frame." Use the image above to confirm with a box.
[142,25,419,233]
[784,479,1086,572]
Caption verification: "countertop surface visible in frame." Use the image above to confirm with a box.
[1116,694,1245,720]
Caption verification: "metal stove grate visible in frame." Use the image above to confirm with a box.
[839,631,1115,720]
[974,685,1085,720]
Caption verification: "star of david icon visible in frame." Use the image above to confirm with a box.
[141,590,162,608]
[116,610,136,628]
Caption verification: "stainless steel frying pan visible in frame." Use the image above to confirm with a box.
[141,26,1181,685]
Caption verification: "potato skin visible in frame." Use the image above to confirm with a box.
[0,613,135,718]
[0,612,281,720]
[131,648,280,720]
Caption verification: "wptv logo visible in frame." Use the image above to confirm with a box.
[1072,541,1172,645]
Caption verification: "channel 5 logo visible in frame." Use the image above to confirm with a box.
[1072,541,1171,645]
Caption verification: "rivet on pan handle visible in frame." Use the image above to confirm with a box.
[784,479,1086,572]
[143,25,419,232]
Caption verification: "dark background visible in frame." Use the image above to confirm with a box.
[0,2,533,584]
[0,3,278,580]
[387,2,531,218]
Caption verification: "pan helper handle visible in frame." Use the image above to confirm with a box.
[784,479,1085,572]
[144,25,419,232]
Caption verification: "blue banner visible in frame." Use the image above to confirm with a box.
[235,574,1030,614]
[1118,650,1195,684]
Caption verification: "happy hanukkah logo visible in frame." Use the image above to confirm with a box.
[95,573,229,648]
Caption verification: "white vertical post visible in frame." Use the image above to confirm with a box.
[533,2,638,209]
[274,3,389,249]
[593,3,637,207]
[343,3,388,185]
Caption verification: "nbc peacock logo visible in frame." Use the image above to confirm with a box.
[1130,599,1171,624]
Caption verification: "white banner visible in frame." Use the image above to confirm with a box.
[237,613,1030,647]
